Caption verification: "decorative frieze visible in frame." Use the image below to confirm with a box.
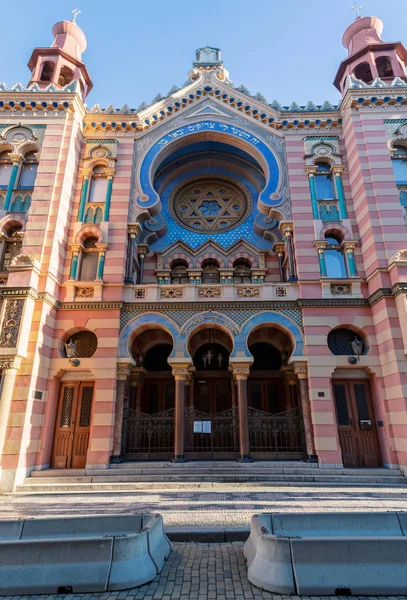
[135,288,146,299]
[0,299,24,348]
[198,287,221,298]
[76,287,94,298]
[237,287,260,298]
[331,283,352,295]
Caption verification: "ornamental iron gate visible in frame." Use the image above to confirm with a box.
[184,407,239,458]
[124,407,175,460]
[248,406,306,459]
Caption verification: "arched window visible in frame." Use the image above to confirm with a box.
[315,162,335,200]
[233,259,251,283]
[354,62,374,84]
[78,237,99,281]
[202,260,220,284]
[58,66,74,87]
[64,331,98,358]
[392,144,407,183]
[40,62,55,82]
[328,328,364,356]
[0,224,22,271]
[376,56,394,78]
[0,151,12,189]
[88,166,107,203]
[325,234,347,278]
[170,260,189,284]
[19,151,38,189]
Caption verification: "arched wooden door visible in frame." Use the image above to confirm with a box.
[52,381,94,469]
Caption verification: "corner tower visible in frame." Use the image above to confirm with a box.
[27,17,93,98]
[334,15,407,94]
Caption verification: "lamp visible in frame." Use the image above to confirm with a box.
[65,338,80,367]
[351,336,363,362]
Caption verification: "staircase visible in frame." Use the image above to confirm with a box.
[13,461,407,494]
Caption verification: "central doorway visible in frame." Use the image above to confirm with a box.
[185,329,239,459]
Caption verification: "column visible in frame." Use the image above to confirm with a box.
[344,241,358,277]
[129,370,141,410]
[103,169,116,221]
[170,363,190,462]
[282,223,297,282]
[274,243,286,282]
[314,241,328,277]
[111,363,130,463]
[305,166,319,219]
[69,245,80,280]
[96,244,108,280]
[77,168,92,223]
[0,358,21,460]
[4,157,22,212]
[125,233,137,283]
[138,245,148,285]
[332,166,348,219]
[232,362,253,462]
[294,362,317,462]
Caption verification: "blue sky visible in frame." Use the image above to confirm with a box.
[1,0,406,109]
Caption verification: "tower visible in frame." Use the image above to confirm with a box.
[334,15,407,94]
[27,18,93,98]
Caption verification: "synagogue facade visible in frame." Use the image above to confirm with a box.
[0,14,406,489]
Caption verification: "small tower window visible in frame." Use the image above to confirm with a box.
[233,259,251,283]
[19,151,38,189]
[354,62,374,84]
[170,260,189,284]
[0,152,12,189]
[88,166,107,203]
[58,66,74,87]
[202,260,220,284]
[325,234,347,278]
[315,162,335,200]
[376,56,394,78]
[0,224,23,272]
[79,237,99,281]
[40,62,55,82]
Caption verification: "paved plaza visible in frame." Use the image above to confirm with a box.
[2,484,407,527]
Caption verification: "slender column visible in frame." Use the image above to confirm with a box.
[189,372,195,408]
[130,370,141,410]
[294,362,317,462]
[111,363,130,463]
[314,241,328,277]
[283,370,297,410]
[344,241,358,277]
[170,363,190,462]
[332,166,348,219]
[77,168,92,222]
[305,166,319,219]
[4,157,22,212]
[138,245,148,285]
[282,223,297,282]
[232,363,253,462]
[96,244,108,280]
[274,243,286,282]
[125,234,137,283]
[0,358,21,461]
[69,245,81,280]
[103,169,116,221]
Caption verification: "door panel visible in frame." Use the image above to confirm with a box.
[52,382,94,469]
[333,380,381,468]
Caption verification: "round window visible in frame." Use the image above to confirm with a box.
[169,177,251,233]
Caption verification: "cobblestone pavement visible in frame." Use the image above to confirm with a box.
[0,542,406,600]
[2,485,407,526]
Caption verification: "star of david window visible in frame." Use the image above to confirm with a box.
[170,178,251,233]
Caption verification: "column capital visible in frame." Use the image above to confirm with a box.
[343,240,357,252]
[293,362,308,380]
[273,243,285,256]
[128,223,142,237]
[117,363,131,380]
[96,243,109,255]
[105,168,116,179]
[230,361,252,380]
[282,368,297,386]
[8,154,23,165]
[79,167,93,179]
[70,244,81,255]
[0,356,21,373]
[313,240,327,253]
[138,244,149,257]
[279,221,294,236]
[305,166,317,177]
[130,368,146,386]
[169,362,192,381]
[331,165,345,176]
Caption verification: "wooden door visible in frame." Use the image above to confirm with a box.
[52,382,94,469]
[195,377,231,414]
[142,378,175,414]
[333,380,381,468]
[248,377,284,413]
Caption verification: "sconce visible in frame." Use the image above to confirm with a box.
[65,339,80,367]
[348,336,363,364]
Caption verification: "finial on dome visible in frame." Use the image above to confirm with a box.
[351,2,363,19]
[71,7,81,23]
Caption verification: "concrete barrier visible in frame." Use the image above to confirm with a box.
[244,512,407,595]
[0,514,171,594]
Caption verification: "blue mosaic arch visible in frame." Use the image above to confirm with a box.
[135,120,284,214]
[232,311,305,358]
[118,313,181,361]
[180,312,239,358]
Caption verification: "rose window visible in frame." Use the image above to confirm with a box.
[170,178,251,233]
